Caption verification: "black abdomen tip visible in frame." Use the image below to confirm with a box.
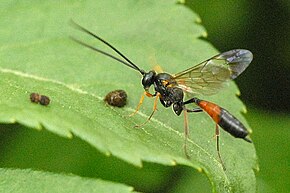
[218,108,251,141]
[243,137,252,143]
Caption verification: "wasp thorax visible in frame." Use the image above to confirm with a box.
[142,71,156,90]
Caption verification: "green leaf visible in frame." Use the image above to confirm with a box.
[0,0,257,192]
[0,124,174,193]
[0,168,134,193]
[245,109,290,193]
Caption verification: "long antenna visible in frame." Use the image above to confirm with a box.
[70,20,145,75]
[71,37,140,72]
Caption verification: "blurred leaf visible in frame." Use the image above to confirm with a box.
[0,0,257,192]
[0,168,134,193]
[0,124,172,193]
[246,109,290,193]
[168,168,212,193]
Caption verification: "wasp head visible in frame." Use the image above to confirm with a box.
[142,71,156,91]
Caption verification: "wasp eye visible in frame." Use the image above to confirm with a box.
[142,71,156,89]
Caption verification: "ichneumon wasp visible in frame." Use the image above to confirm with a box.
[71,21,253,170]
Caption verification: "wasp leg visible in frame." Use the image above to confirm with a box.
[183,106,190,158]
[130,91,156,116]
[187,107,203,113]
[215,124,226,171]
[184,98,226,170]
[183,98,203,112]
[129,93,145,117]
[134,92,160,128]
[182,107,202,159]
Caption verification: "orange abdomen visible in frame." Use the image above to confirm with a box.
[195,98,251,142]
[197,100,221,124]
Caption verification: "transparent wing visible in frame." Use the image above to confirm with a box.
[173,49,253,95]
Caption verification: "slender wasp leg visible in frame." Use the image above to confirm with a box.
[183,98,226,171]
[130,91,157,117]
[134,93,160,128]
[215,124,226,171]
[183,106,190,158]
[182,107,202,158]
[130,92,146,117]
[187,107,203,113]
[129,96,144,116]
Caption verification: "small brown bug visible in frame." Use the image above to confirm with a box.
[30,93,50,106]
[104,90,127,107]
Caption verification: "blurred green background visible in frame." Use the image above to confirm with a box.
[0,1,289,193]
[186,0,290,193]
[188,0,290,112]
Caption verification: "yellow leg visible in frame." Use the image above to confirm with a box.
[130,91,155,117]
[152,92,159,111]
[129,92,146,117]
[134,93,160,128]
